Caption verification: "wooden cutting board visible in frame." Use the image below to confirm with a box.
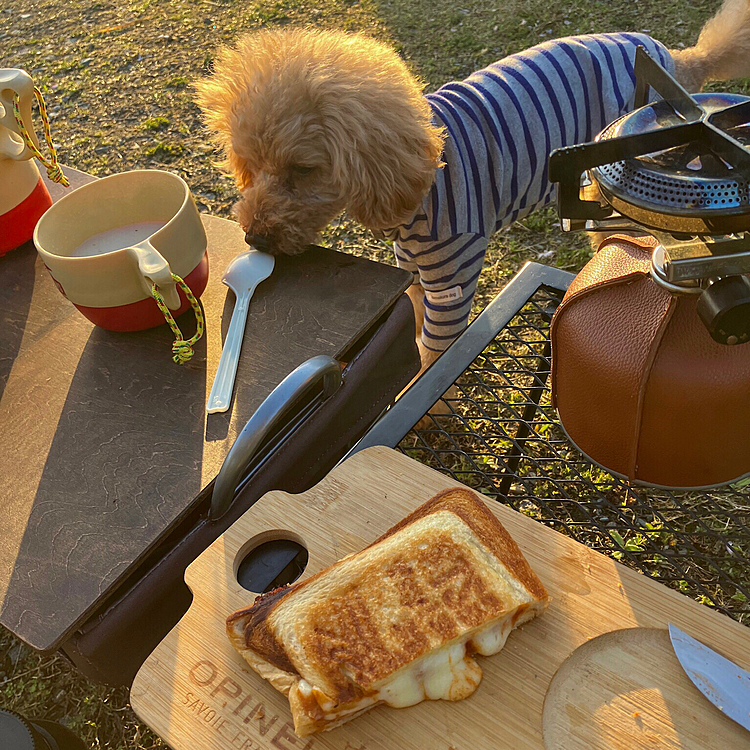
[131,447,750,750]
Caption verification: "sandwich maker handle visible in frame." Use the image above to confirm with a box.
[209,354,343,520]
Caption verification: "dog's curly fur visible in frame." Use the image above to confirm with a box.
[195,29,444,255]
[672,0,750,90]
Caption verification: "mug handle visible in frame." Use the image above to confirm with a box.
[0,69,38,160]
[128,242,181,310]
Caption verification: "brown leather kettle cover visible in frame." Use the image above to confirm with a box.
[550,235,750,488]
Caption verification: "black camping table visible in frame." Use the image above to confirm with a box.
[0,167,420,685]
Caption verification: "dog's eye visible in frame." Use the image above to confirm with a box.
[290,165,314,176]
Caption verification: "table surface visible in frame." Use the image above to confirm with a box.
[0,167,411,651]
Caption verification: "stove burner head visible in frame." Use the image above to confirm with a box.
[593,93,750,233]
[549,47,750,235]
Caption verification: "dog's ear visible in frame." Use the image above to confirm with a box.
[315,36,445,231]
[328,107,444,231]
[342,126,443,230]
[224,149,253,191]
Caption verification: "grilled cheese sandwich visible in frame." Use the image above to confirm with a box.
[227,488,548,736]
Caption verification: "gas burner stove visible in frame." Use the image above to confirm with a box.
[549,47,750,344]
[594,93,750,233]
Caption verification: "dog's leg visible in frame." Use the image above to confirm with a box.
[405,282,437,377]
[410,355,459,430]
[405,284,445,375]
[406,282,425,341]
[402,284,459,428]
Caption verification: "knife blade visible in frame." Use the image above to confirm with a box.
[669,623,750,732]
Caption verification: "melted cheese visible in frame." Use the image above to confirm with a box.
[290,613,518,729]
[472,617,512,655]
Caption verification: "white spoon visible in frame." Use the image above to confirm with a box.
[206,250,275,414]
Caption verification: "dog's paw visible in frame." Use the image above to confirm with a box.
[413,383,459,431]
[400,340,461,431]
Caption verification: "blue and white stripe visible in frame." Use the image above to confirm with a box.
[384,33,674,351]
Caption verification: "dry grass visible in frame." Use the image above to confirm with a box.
[1,0,748,746]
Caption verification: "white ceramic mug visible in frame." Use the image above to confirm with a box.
[34,170,209,331]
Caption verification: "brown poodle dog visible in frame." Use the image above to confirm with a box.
[195,31,442,256]
[196,2,750,374]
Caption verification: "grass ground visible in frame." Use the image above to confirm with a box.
[1,0,748,746]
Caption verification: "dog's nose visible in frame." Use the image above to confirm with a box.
[245,233,273,253]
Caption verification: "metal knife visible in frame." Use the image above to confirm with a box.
[669,623,750,732]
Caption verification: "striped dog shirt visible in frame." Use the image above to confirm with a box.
[383,33,674,351]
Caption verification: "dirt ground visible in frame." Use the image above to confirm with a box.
[1,0,746,746]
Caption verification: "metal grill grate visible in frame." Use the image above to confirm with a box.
[395,286,750,624]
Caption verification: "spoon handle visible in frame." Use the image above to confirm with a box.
[206,289,252,414]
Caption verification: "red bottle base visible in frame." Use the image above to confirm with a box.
[0,177,53,255]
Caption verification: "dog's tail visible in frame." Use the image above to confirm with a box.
[672,0,750,90]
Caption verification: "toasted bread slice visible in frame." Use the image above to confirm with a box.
[227,488,548,736]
